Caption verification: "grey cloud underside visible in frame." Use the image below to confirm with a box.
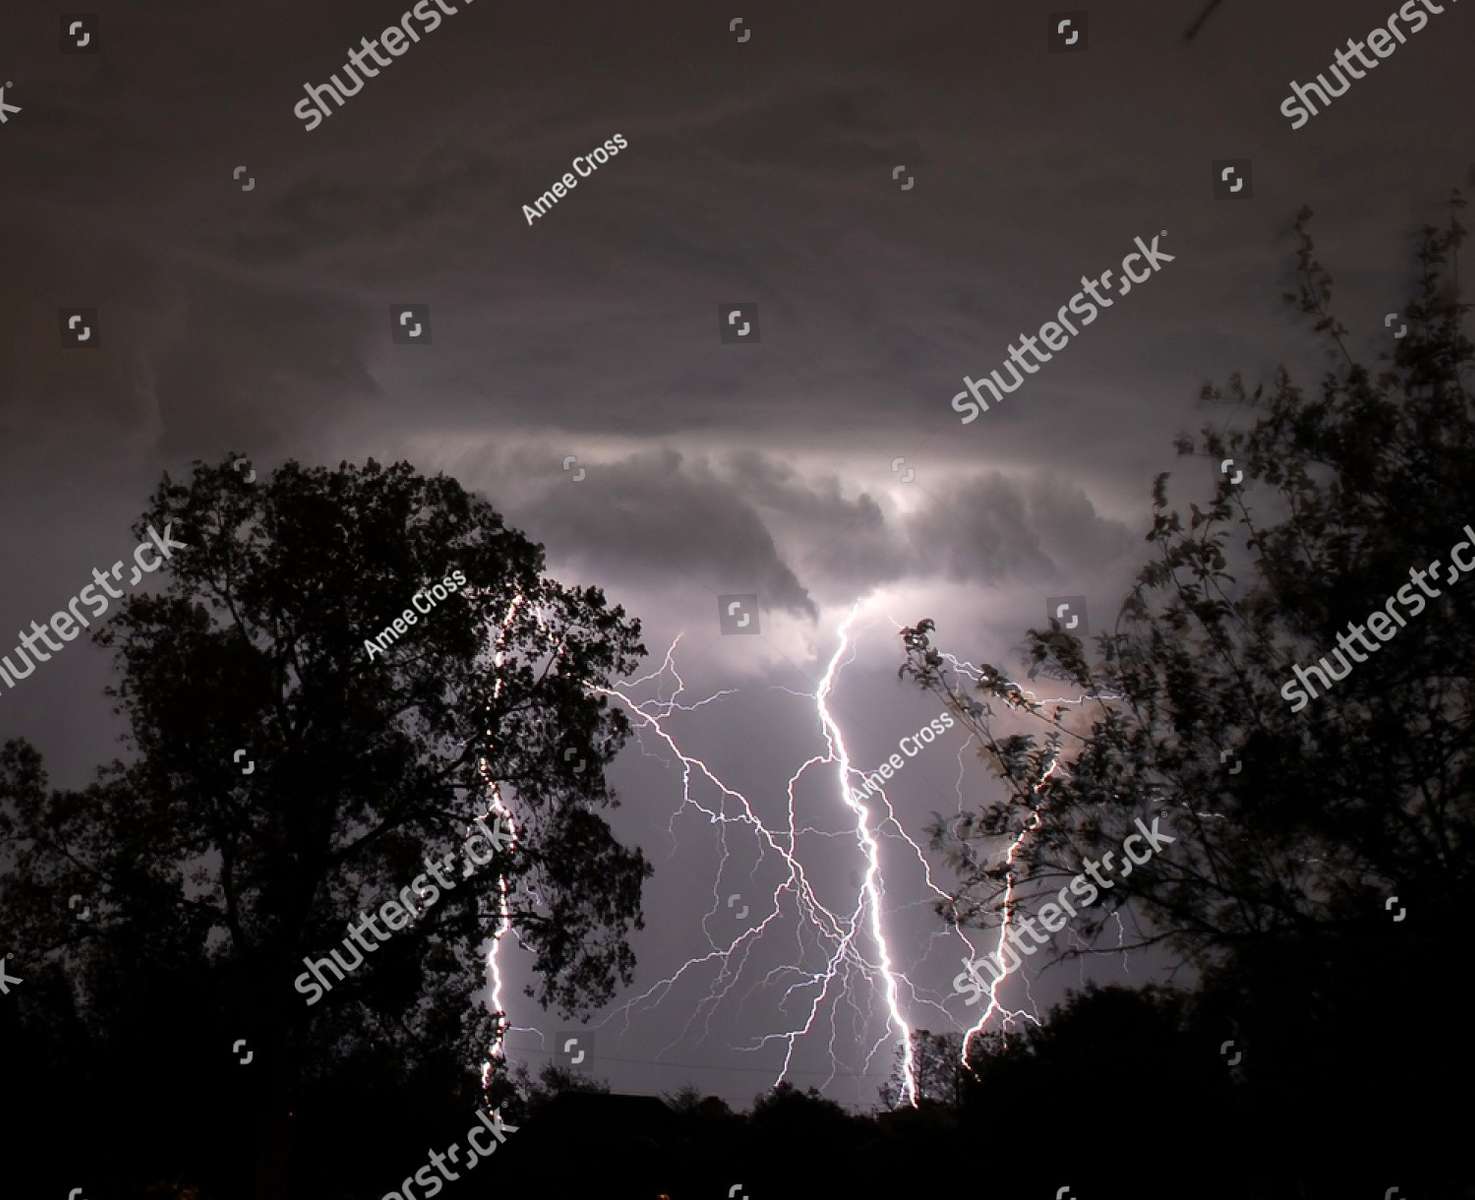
[513,449,820,619]
[506,449,1136,611]
[904,474,1138,586]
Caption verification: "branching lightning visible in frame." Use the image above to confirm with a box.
[584,600,1005,1107]
[473,597,1154,1102]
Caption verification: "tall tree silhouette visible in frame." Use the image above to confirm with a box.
[0,457,650,1199]
[900,197,1473,1169]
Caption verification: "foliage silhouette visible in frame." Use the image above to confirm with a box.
[0,457,649,1198]
[898,197,1474,1181]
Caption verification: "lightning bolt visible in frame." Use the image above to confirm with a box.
[587,599,999,1107]
[476,593,524,1098]
[914,643,1188,1068]
[814,603,918,1105]
[923,645,1107,1067]
[831,628,1092,1068]
[957,751,1060,1067]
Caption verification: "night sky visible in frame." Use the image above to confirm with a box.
[2,0,1470,1109]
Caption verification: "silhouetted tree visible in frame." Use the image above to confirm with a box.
[901,197,1474,1175]
[0,457,650,1199]
[879,1028,972,1110]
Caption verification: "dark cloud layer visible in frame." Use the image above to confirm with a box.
[521,449,820,618]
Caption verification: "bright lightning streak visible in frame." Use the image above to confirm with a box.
[924,642,1095,1066]
[931,648,1120,711]
[476,594,524,1098]
[588,599,988,1107]
[920,645,1156,1066]
[815,603,917,1106]
[959,753,1059,1067]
